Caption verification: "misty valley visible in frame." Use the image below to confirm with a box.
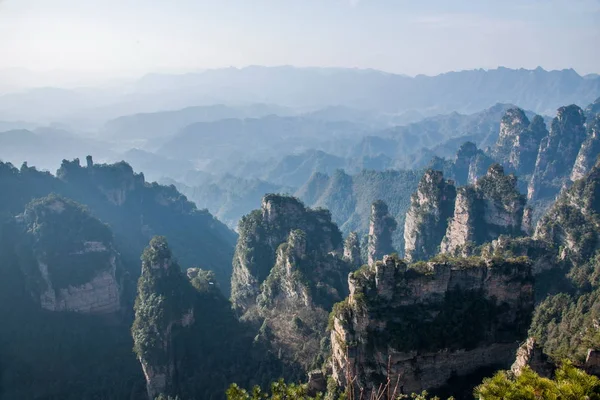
[2,2,600,399]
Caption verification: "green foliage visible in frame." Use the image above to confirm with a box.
[475,363,600,400]
[383,289,510,352]
[22,194,114,289]
[328,299,352,330]
[132,236,194,364]
[0,218,145,399]
[530,289,600,363]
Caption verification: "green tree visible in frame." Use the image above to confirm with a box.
[475,363,600,400]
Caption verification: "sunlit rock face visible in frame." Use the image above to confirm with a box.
[441,164,526,255]
[404,170,456,262]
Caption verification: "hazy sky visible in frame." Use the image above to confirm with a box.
[0,0,599,78]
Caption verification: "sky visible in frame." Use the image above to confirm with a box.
[0,0,599,82]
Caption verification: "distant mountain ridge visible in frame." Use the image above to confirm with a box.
[0,66,598,127]
[134,66,600,116]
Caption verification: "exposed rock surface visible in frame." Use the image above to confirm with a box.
[535,156,600,265]
[343,232,362,268]
[17,195,121,314]
[528,105,587,200]
[54,157,237,291]
[441,164,526,255]
[571,115,600,181]
[467,151,495,184]
[449,142,495,186]
[232,194,350,371]
[330,255,534,395]
[132,237,195,400]
[586,97,600,120]
[453,142,479,185]
[232,194,343,314]
[404,170,456,262]
[585,349,600,376]
[491,109,548,176]
[367,200,397,265]
[511,338,555,378]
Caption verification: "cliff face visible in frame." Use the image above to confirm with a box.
[330,255,533,395]
[571,115,600,181]
[132,237,194,400]
[17,195,121,314]
[528,105,587,200]
[232,194,350,371]
[510,338,555,378]
[255,228,350,370]
[367,200,397,265]
[404,170,456,262]
[232,194,343,313]
[534,157,600,265]
[441,164,526,255]
[491,109,547,176]
[55,157,237,291]
[451,142,494,186]
[343,232,362,268]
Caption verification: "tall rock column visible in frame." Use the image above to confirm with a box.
[343,232,362,268]
[528,105,586,200]
[404,170,456,262]
[492,108,531,168]
[132,236,194,400]
[367,200,397,265]
[441,164,526,255]
[571,115,600,181]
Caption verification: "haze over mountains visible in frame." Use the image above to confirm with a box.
[2,62,600,399]
[1,66,598,127]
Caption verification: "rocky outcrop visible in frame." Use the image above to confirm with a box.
[38,255,120,314]
[441,164,526,255]
[491,109,548,176]
[232,194,350,371]
[511,338,554,378]
[535,157,600,265]
[232,194,343,313]
[586,97,600,120]
[404,170,456,262]
[54,157,237,291]
[255,228,350,369]
[367,200,397,265]
[571,115,600,181]
[467,151,495,184]
[453,142,479,185]
[343,232,362,268]
[330,255,534,395]
[585,349,600,376]
[17,195,121,314]
[528,105,587,200]
[132,237,195,400]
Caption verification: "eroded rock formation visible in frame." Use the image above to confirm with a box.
[491,109,547,176]
[232,194,344,313]
[511,338,554,378]
[17,195,121,314]
[528,105,587,200]
[441,164,526,255]
[132,237,194,400]
[367,200,397,265]
[232,194,350,371]
[330,255,534,395]
[404,170,456,262]
[571,115,600,181]
[343,232,362,268]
